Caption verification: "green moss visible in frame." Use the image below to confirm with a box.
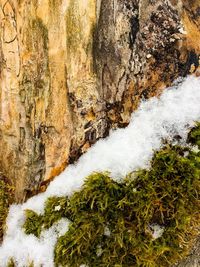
[23,210,43,238]
[7,258,15,267]
[23,124,200,267]
[24,196,71,237]
[0,177,13,241]
[187,122,200,148]
[7,258,34,267]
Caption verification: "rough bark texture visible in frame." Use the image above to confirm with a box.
[0,0,200,200]
[0,0,200,265]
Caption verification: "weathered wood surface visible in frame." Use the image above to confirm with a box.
[0,0,199,201]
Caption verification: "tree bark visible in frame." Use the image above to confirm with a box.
[0,0,200,265]
[0,0,199,200]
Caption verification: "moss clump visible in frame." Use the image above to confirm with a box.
[7,258,15,267]
[187,122,200,148]
[23,210,43,238]
[24,196,71,237]
[23,125,200,267]
[0,176,13,241]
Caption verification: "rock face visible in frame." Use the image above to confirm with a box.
[0,0,200,201]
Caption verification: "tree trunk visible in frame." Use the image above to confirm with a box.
[0,0,199,200]
[0,0,200,265]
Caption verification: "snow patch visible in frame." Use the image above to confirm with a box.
[149,224,165,240]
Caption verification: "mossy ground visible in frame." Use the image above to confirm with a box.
[0,176,13,242]
[23,123,200,267]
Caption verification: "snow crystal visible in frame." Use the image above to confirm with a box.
[104,226,111,237]
[54,205,61,211]
[149,224,165,240]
